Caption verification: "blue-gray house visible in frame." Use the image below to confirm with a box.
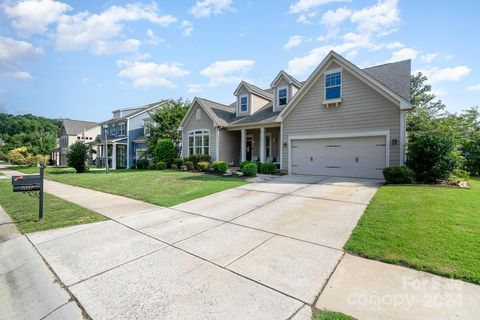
[95,100,167,169]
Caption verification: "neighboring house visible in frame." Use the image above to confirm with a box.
[179,51,412,179]
[95,101,167,169]
[52,119,100,166]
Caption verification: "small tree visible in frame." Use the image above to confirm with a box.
[154,139,176,167]
[67,141,89,173]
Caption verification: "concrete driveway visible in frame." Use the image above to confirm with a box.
[27,175,380,320]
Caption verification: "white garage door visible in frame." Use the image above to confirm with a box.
[291,136,386,179]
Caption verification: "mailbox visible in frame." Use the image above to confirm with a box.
[12,175,41,192]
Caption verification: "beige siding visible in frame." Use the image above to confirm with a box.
[218,129,241,165]
[282,63,401,170]
[251,93,269,114]
[181,104,217,160]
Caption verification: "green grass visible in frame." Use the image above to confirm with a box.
[313,310,356,320]
[0,180,106,233]
[16,167,248,207]
[345,178,480,284]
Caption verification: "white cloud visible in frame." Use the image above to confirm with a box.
[387,41,404,49]
[388,48,417,62]
[321,7,352,27]
[187,84,204,93]
[467,84,480,92]
[55,2,176,54]
[284,35,304,50]
[180,20,194,37]
[289,0,348,14]
[420,66,471,83]
[420,53,438,64]
[190,0,234,18]
[201,59,255,86]
[4,0,71,34]
[351,0,400,34]
[117,59,189,88]
[0,36,43,80]
[2,71,35,81]
[146,29,165,45]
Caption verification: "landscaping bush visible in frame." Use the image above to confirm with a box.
[187,154,211,165]
[259,162,277,174]
[383,166,415,184]
[184,161,194,171]
[7,147,30,165]
[171,164,178,170]
[196,161,210,172]
[462,135,480,176]
[155,161,167,170]
[242,162,258,177]
[451,168,470,180]
[240,160,251,170]
[136,157,149,169]
[211,161,227,174]
[173,158,184,167]
[67,141,89,173]
[407,133,462,183]
[148,162,156,170]
[154,139,176,167]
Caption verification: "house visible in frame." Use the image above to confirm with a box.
[95,100,167,169]
[179,51,412,179]
[51,119,100,166]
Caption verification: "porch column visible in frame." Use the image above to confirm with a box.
[241,128,246,162]
[112,144,117,170]
[259,127,265,163]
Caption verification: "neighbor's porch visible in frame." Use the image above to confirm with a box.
[96,140,128,170]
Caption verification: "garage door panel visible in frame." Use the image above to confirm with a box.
[291,136,386,179]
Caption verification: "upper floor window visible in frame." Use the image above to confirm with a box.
[110,125,116,136]
[325,71,342,100]
[118,122,126,136]
[196,108,202,120]
[278,88,287,106]
[240,95,248,112]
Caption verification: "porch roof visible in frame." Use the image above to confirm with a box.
[228,102,280,128]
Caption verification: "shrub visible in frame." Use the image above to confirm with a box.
[148,162,156,170]
[154,139,176,167]
[7,147,29,165]
[211,161,227,174]
[173,158,184,167]
[196,161,210,172]
[136,157,149,169]
[242,162,258,177]
[184,161,194,170]
[407,133,462,183]
[155,161,167,170]
[187,154,211,165]
[259,162,277,174]
[451,169,470,180]
[240,160,251,170]
[67,141,89,173]
[462,134,480,176]
[171,164,178,170]
[383,166,415,184]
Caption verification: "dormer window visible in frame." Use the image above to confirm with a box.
[240,95,248,112]
[278,87,287,106]
[325,71,342,100]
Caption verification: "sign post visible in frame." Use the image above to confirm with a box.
[39,166,44,220]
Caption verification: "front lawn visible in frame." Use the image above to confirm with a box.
[345,178,480,284]
[16,167,248,207]
[0,179,106,233]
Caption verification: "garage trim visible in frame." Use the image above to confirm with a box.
[287,130,390,175]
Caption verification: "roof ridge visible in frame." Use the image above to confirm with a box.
[196,97,231,108]
[362,59,410,70]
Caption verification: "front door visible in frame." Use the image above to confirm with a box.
[246,138,253,161]
[116,145,127,169]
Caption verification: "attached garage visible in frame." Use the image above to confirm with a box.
[289,133,388,179]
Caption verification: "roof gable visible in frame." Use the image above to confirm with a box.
[270,70,302,88]
[233,81,273,100]
[178,97,235,130]
[61,119,98,135]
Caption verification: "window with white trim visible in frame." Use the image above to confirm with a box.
[110,124,116,136]
[278,88,287,106]
[325,71,342,100]
[240,95,248,112]
[188,130,210,155]
[118,122,126,136]
[196,108,202,120]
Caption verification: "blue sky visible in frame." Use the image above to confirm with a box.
[0,0,478,121]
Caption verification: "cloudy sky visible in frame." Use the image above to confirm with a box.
[0,0,478,121]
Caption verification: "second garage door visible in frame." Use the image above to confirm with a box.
[291,136,386,179]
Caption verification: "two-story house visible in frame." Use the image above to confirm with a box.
[95,101,167,169]
[51,119,100,166]
[179,51,412,179]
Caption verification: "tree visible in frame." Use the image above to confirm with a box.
[146,98,190,156]
[67,141,89,173]
[154,139,176,167]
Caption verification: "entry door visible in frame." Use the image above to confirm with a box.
[116,145,127,168]
[246,138,253,161]
[291,136,386,179]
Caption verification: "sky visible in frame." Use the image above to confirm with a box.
[0,0,479,121]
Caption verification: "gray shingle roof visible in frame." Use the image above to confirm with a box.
[363,60,411,101]
[196,98,236,127]
[242,82,273,100]
[228,102,279,126]
[62,119,98,135]
[103,100,168,124]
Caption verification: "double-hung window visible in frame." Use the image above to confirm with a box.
[240,95,248,112]
[188,130,210,155]
[118,122,126,136]
[110,124,116,136]
[278,88,287,106]
[325,71,342,100]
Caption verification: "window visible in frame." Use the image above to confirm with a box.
[110,124,116,136]
[240,95,248,112]
[118,122,126,136]
[325,71,342,100]
[278,88,287,106]
[188,130,210,155]
[265,134,272,157]
[196,108,202,120]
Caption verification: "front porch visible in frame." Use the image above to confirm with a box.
[233,126,281,165]
[96,139,128,170]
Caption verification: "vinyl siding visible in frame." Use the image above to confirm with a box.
[218,129,241,165]
[282,62,401,170]
[251,93,270,114]
[181,104,217,159]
